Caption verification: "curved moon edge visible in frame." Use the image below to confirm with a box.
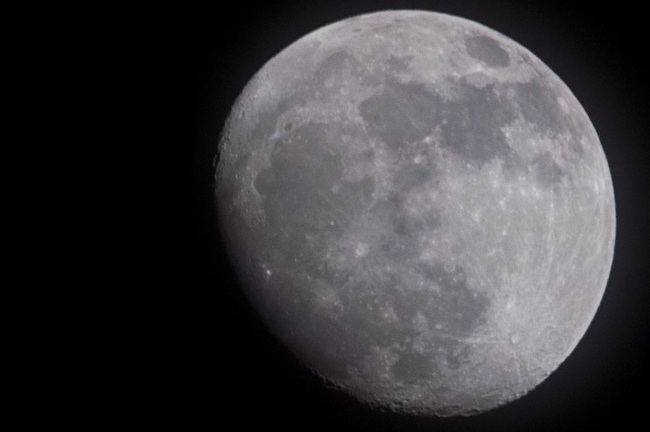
[215,10,616,416]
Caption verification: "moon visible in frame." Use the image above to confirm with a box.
[214,10,615,416]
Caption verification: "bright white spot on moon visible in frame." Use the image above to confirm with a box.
[355,243,369,257]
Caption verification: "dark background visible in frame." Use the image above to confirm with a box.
[176,1,649,430]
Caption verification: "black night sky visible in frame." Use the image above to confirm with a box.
[177,1,649,430]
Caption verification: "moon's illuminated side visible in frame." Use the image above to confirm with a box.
[214,11,616,416]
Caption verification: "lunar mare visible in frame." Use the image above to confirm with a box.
[215,11,616,416]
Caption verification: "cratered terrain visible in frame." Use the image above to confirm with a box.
[214,10,615,416]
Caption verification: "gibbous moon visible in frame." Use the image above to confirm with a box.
[214,10,615,416]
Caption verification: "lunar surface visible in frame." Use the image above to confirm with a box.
[214,11,616,416]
